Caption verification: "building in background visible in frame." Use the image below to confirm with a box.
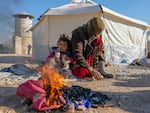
[13,12,34,55]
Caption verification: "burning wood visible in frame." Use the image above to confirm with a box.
[41,64,66,107]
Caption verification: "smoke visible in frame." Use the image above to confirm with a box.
[0,0,22,44]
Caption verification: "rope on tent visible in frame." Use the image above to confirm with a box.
[98,4,116,76]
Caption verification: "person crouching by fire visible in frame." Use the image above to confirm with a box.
[71,17,113,80]
[45,34,76,79]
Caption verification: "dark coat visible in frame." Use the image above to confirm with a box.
[71,25,94,69]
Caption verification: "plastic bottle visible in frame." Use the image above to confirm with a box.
[120,53,128,78]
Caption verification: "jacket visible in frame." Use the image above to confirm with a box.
[71,25,94,69]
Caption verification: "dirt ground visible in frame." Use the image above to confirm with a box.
[0,54,150,113]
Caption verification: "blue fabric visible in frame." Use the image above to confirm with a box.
[62,85,110,110]
[72,98,91,109]
[51,46,71,57]
[51,46,58,52]
[0,67,11,72]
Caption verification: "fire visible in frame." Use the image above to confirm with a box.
[41,64,66,107]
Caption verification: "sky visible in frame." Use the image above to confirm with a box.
[0,0,150,44]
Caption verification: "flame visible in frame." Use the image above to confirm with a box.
[41,64,66,107]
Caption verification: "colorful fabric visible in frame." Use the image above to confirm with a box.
[72,37,103,78]
[45,46,74,66]
[73,67,91,78]
[16,80,66,111]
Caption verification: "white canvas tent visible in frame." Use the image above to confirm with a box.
[31,0,150,65]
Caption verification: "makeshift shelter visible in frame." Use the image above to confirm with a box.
[31,0,150,65]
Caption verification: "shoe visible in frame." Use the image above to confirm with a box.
[103,74,113,78]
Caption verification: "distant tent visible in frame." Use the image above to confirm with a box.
[31,0,150,65]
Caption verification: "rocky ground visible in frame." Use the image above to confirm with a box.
[0,54,150,113]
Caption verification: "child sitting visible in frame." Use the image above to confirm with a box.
[45,34,75,79]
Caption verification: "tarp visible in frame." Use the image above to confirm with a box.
[31,0,150,65]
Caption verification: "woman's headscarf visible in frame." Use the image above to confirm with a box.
[86,17,105,38]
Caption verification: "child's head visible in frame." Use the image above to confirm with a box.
[57,34,71,53]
